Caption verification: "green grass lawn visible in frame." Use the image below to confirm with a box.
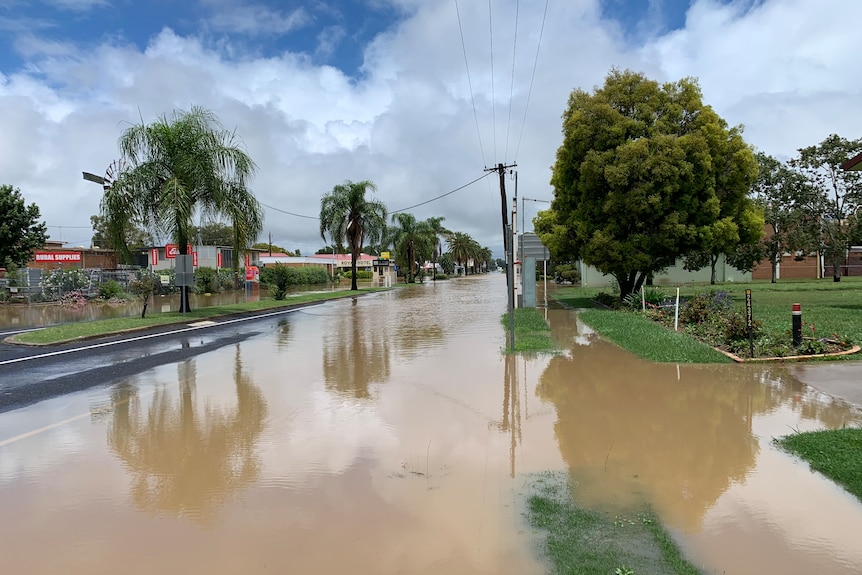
[776,427,862,502]
[526,472,701,575]
[10,288,384,345]
[552,279,862,363]
[501,308,556,354]
[577,309,732,363]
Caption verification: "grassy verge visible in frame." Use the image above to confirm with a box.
[501,308,557,353]
[10,288,384,345]
[526,472,701,575]
[775,428,862,501]
[577,309,731,363]
[553,280,862,362]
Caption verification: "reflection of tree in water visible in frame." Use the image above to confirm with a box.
[322,300,391,399]
[539,310,862,531]
[276,317,293,350]
[108,344,268,525]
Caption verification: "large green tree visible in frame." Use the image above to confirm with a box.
[389,213,434,283]
[319,180,387,290]
[750,153,822,283]
[790,134,862,281]
[550,69,757,298]
[103,106,263,311]
[0,185,48,268]
[681,121,762,284]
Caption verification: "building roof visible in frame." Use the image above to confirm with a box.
[309,253,376,260]
[842,151,862,171]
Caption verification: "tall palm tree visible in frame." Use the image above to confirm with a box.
[103,106,262,311]
[478,246,493,273]
[390,213,434,283]
[319,180,388,290]
[425,216,450,280]
[447,231,480,276]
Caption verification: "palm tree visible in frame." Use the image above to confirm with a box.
[447,231,480,276]
[478,246,493,273]
[390,213,434,283]
[319,180,388,290]
[103,106,262,311]
[425,216,450,280]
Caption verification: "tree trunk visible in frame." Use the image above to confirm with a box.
[771,255,778,284]
[141,297,148,318]
[710,254,719,285]
[351,251,358,291]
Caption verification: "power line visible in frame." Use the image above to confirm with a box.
[258,174,493,220]
[488,0,497,163]
[455,0,488,168]
[259,202,319,220]
[45,225,91,229]
[392,172,493,214]
[504,0,520,162]
[514,0,550,163]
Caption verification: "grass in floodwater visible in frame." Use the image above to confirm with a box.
[10,289,385,345]
[501,308,557,354]
[525,473,701,575]
[577,309,731,364]
[776,427,862,501]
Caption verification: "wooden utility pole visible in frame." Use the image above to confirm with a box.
[485,162,517,351]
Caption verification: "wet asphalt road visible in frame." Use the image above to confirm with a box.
[0,301,341,413]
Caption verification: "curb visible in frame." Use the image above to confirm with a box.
[714,344,861,363]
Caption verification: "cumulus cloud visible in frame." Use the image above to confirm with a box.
[0,0,860,254]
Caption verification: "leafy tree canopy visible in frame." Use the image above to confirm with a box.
[550,69,758,297]
[252,241,292,255]
[90,214,152,258]
[0,185,48,268]
[790,134,862,281]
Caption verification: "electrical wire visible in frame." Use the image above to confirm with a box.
[455,0,488,168]
[504,0,520,162]
[514,0,550,163]
[488,0,497,163]
[259,201,319,220]
[391,172,493,214]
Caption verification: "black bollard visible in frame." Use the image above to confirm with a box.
[792,303,802,347]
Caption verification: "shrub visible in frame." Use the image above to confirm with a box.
[554,263,580,284]
[261,265,330,300]
[723,311,762,344]
[42,268,89,299]
[343,270,373,279]
[433,274,449,280]
[194,266,220,294]
[98,279,125,300]
[679,290,731,325]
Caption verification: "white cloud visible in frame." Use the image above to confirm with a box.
[205,3,311,35]
[0,0,860,255]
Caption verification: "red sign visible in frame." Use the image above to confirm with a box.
[151,249,158,266]
[164,244,193,259]
[34,251,81,263]
[245,266,257,281]
[193,252,198,267]
[217,252,223,268]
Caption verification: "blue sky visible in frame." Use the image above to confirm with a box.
[0,0,718,78]
[0,0,405,77]
[0,0,858,254]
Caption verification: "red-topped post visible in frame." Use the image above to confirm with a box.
[792,303,802,347]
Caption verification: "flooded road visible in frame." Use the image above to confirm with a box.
[1,275,861,574]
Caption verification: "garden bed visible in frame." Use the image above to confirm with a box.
[592,287,860,362]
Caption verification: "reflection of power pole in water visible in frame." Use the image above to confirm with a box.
[499,354,522,478]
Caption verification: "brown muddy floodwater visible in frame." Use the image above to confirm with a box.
[1,274,861,574]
